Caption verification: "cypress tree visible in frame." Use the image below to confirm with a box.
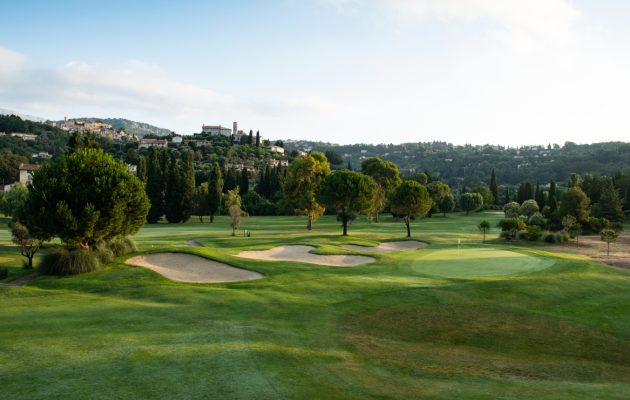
[347,161,353,170]
[489,169,498,205]
[240,167,249,195]
[255,130,260,147]
[548,180,558,212]
[145,148,165,223]
[535,182,546,208]
[248,130,253,145]
[137,155,148,183]
[180,150,196,222]
[208,162,224,223]
[504,187,510,205]
[224,167,238,192]
[165,152,182,223]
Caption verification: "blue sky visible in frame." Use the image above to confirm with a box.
[1,0,630,145]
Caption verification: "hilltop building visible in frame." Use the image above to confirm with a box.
[202,124,232,136]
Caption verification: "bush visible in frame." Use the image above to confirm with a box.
[0,267,8,279]
[107,237,137,257]
[543,231,570,244]
[39,248,101,276]
[528,212,546,228]
[524,225,542,241]
[94,246,114,264]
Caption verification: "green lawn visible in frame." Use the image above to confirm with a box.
[1,212,630,399]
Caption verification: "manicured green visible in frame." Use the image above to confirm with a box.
[1,212,630,399]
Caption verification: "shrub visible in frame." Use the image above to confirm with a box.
[0,267,8,279]
[528,212,546,227]
[503,202,521,218]
[498,218,527,240]
[39,248,101,276]
[544,232,558,243]
[107,237,137,257]
[94,246,114,264]
[524,225,543,241]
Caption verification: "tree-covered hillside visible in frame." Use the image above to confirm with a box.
[284,140,630,187]
[79,118,173,138]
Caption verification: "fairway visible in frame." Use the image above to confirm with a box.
[2,213,630,399]
[411,248,554,278]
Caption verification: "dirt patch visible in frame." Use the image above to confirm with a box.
[341,241,427,253]
[0,272,37,287]
[126,253,263,283]
[237,245,375,267]
[550,231,630,269]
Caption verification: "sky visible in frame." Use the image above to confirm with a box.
[1,0,630,146]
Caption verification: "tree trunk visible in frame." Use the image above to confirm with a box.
[375,212,379,223]
[210,214,214,223]
[307,216,313,230]
[198,215,203,223]
[27,255,33,270]
[483,231,486,243]
[342,215,348,236]
[405,216,411,237]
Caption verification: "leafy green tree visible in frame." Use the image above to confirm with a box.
[412,172,428,185]
[489,169,499,205]
[520,199,540,217]
[472,186,494,206]
[568,173,582,189]
[207,163,223,222]
[0,149,27,185]
[283,152,331,230]
[478,220,491,242]
[9,221,46,269]
[601,228,619,256]
[325,150,343,167]
[460,193,483,214]
[361,157,402,222]
[318,170,375,236]
[427,181,450,216]
[592,177,623,222]
[560,187,590,224]
[225,188,244,236]
[0,184,28,216]
[193,183,210,222]
[535,182,546,208]
[503,202,521,218]
[498,218,526,241]
[439,194,456,216]
[21,148,149,249]
[389,180,432,237]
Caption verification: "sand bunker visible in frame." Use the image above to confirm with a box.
[126,253,263,283]
[341,240,427,253]
[237,245,375,267]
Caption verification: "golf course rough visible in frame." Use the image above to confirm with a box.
[126,253,263,283]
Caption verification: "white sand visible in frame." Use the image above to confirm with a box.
[126,253,263,283]
[237,245,375,267]
[340,240,427,253]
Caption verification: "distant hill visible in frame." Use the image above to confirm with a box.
[80,118,173,138]
[0,108,47,123]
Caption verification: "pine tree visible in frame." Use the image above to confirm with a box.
[594,177,623,221]
[489,169,498,205]
[240,167,249,195]
[207,162,223,222]
[165,152,182,223]
[180,150,196,222]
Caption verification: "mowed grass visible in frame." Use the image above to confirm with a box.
[1,212,630,399]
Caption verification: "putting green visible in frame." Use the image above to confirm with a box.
[411,248,553,278]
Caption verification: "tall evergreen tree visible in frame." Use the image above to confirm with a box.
[165,152,182,223]
[137,156,148,183]
[180,150,196,222]
[347,161,353,170]
[248,130,253,145]
[207,162,224,223]
[593,177,623,221]
[224,167,238,192]
[489,169,498,205]
[503,186,510,205]
[255,130,260,146]
[517,182,534,204]
[146,148,165,223]
[240,167,249,195]
[535,182,546,208]
[548,180,558,212]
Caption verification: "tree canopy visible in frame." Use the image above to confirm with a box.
[389,180,432,237]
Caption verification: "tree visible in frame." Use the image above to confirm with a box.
[255,130,260,147]
[145,148,166,223]
[225,188,244,236]
[592,177,623,222]
[0,184,28,217]
[240,167,249,195]
[180,150,196,223]
[412,172,428,185]
[21,148,149,249]
[478,220,491,243]
[426,181,450,216]
[283,152,331,230]
[389,180,432,237]
[472,186,494,206]
[0,149,27,185]
[318,170,375,236]
[9,221,46,270]
[207,163,223,222]
[498,218,526,241]
[568,173,582,189]
[361,157,402,222]
[535,182,546,209]
[503,202,521,218]
[136,156,148,183]
[165,152,182,223]
[439,194,456,216]
[248,130,253,145]
[325,150,343,167]
[460,193,484,215]
[516,182,534,204]
[548,180,558,212]
[560,187,590,224]
[600,228,619,256]
[193,183,210,222]
[520,199,540,217]
[489,169,499,205]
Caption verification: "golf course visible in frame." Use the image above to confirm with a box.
[2,212,630,399]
